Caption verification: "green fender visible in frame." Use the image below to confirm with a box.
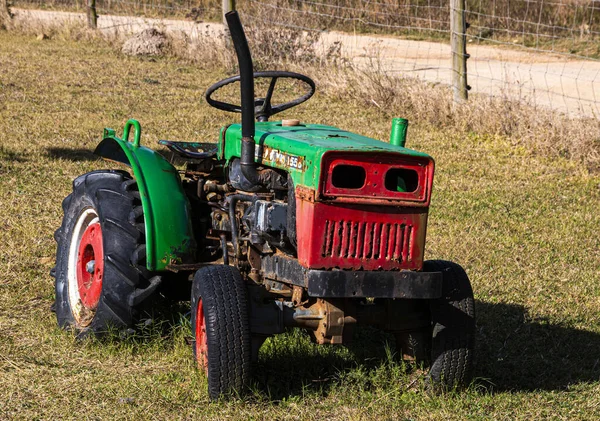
[94,120,196,271]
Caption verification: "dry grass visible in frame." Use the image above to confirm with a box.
[1,20,600,421]
[318,64,600,171]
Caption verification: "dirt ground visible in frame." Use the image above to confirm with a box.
[11,8,600,117]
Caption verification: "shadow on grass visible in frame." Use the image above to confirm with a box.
[476,301,600,392]
[46,147,172,163]
[0,145,28,162]
[46,147,99,161]
[78,300,191,352]
[252,327,400,401]
[251,301,600,399]
[74,298,600,399]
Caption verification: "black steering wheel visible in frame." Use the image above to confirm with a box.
[205,71,315,121]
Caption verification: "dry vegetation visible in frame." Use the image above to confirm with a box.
[322,67,600,171]
[12,0,600,53]
[1,9,600,421]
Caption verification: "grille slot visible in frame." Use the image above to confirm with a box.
[321,220,412,262]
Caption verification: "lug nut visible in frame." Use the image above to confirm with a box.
[86,260,95,274]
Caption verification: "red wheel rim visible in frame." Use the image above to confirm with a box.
[195,298,208,373]
[76,222,104,309]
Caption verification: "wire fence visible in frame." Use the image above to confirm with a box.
[8,0,600,117]
[10,0,222,20]
[243,0,453,90]
[465,0,600,117]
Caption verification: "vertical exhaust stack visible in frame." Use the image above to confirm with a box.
[225,11,259,187]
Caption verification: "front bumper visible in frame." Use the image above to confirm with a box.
[261,255,442,299]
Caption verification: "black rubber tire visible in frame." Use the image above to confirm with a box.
[52,170,152,335]
[191,265,251,400]
[425,260,476,389]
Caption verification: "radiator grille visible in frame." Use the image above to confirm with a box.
[321,220,413,262]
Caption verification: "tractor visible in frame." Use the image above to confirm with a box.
[52,11,475,399]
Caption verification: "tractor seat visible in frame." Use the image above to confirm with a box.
[158,140,217,159]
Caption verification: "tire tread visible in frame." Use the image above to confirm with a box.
[53,170,154,335]
[191,265,251,400]
[425,259,476,390]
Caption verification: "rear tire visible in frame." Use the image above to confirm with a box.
[191,265,251,400]
[425,260,476,389]
[52,170,152,335]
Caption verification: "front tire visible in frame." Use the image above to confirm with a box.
[53,170,152,335]
[191,265,251,400]
[426,260,476,389]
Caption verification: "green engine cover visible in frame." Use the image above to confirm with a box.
[219,121,432,189]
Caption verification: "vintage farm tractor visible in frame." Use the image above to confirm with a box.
[52,12,475,399]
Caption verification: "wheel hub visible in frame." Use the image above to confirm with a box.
[195,299,208,373]
[86,260,95,274]
[76,222,104,309]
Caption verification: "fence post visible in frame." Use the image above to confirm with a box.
[0,0,12,29]
[87,0,98,29]
[222,0,236,24]
[450,0,468,103]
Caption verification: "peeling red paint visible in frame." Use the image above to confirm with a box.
[296,198,428,271]
[295,152,433,271]
[319,152,434,206]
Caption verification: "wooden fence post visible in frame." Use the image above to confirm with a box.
[451,0,469,103]
[0,0,13,29]
[87,0,98,29]
[222,0,235,46]
[222,0,236,24]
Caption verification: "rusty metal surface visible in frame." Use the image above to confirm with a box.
[291,285,306,306]
[295,185,316,202]
[247,283,344,343]
[261,254,442,299]
[283,298,345,344]
[248,284,432,346]
[165,263,207,273]
[315,299,345,344]
[319,152,434,206]
[296,197,428,271]
[306,270,441,299]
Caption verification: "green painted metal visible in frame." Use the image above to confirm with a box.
[122,119,142,147]
[95,121,196,271]
[103,128,116,138]
[389,118,408,147]
[219,121,432,189]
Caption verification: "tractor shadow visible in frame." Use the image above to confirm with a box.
[253,301,600,400]
[0,145,29,162]
[252,327,406,401]
[46,147,172,162]
[46,147,99,162]
[475,301,600,392]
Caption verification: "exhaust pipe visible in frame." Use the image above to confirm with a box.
[225,11,259,187]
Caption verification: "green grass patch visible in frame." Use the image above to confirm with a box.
[0,31,599,419]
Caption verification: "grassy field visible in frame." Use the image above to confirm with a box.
[1,31,599,420]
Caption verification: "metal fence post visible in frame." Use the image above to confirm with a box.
[451,0,468,103]
[87,0,98,29]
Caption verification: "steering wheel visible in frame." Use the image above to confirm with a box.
[205,71,315,121]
